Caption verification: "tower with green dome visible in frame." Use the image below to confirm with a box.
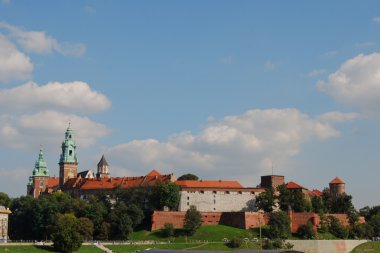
[59,124,79,187]
[27,148,50,198]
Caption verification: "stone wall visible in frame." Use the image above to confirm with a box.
[151,211,349,232]
[178,189,262,212]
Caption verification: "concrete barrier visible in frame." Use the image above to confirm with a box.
[286,240,367,253]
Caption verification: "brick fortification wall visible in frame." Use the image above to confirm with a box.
[151,211,349,232]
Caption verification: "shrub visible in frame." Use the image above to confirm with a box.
[267,211,290,239]
[183,205,202,235]
[328,216,348,239]
[263,239,284,249]
[162,223,175,237]
[297,221,316,239]
[227,237,243,248]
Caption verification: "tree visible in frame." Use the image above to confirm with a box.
[78,217,94,241]
[0,192,10,208]
[162,223,174,237]
[109,202,133,240]
[297,221,316,239]
[227,237,243,248]
[126,204,144,228]
[267,211,290,239]
[331,193,355,214]
[277,184,310,212]
[311,195,326,214]
[369,213,380,237]
[96,222,110,240]
[51,214,83,253]
[183,205,202,235]
[256,188,275,212]
[177,174,199,181]
[152,182,180,211]
[328,216,348,239]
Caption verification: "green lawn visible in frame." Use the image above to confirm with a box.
[351,242,380,253]
[0,245,102,253]
[130,225,262,243]
[107,242,260,253]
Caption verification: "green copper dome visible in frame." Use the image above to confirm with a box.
[32,148,49,177]
[59,125,78,164]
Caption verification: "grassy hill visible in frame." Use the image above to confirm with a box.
[350,242,380,253]
[0,245,102,253]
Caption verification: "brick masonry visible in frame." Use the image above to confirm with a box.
[151,211,349,233]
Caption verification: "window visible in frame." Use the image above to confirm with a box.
[238,191,242,194]
[212,191,217,194]
[225,191,230,194]
[187,202,189,206]
[214,199,216,204]
[200,190,204,194]
[187,196,189,200]
[69,150,73,156]
[40,181,44,187]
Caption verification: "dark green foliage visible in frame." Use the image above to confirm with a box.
[263,239,285,249]
[318,214,329,233]
[328,216,348,239]
[177,174,199,181]
[78,217,94,241]
[183,205,202,235]
[255,187,275,212]
[369,213,380,236]
[297,221,316,239]
[349,223,374,239]
[0,192,10,207]
[162,223,174,237]
[227,237,243,248]
[267,211,290,239]
[151,182,180,211]
[331,193,355,214]
[277,184,310,212]
[51,213,83,253]
[96,222,110,240]
[311,195,326,214]
[127,204,145,228]
[109,202,133,240]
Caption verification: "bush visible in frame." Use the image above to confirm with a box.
[183,205,202,235]
[328,216,348,239]
[297,221,316,239]
[162,223,174,237]
[267,211,290,239]
[263,239,284,249]
[227,237,243,248]
[51,214,83,253]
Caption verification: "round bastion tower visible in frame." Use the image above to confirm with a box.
[329,177,345,200]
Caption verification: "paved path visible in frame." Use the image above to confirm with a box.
[94,242,114,253]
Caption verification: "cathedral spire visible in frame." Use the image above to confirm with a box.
[59,125,79,187]
[33,147,49,177]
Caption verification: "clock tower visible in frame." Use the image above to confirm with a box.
[59,124,78,187]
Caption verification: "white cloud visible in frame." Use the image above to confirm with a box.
[0,35,33,82]
[0,22,86,56]
[0,81,111,113]
[0,110,110,149]
[317,53,380,115]
[372,16,380,24]
[107,108,342,185]
[308,69,326,77]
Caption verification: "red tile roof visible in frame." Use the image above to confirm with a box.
[146,169,161,177]
[330,177,345,184]
[310,189,323,196]
[48,177,59,188]
[64,170,174,191]
[286,181,304,189]
[175,180,243,189]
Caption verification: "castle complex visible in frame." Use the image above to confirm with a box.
[27,125,347,215]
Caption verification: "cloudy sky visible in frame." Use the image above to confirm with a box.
[0,1,379,208]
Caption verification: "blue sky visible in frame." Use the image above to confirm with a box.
[0,1,379,208]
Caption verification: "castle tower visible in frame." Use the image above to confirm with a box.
[28,148,50,198]
[96,155,110,179]
[329,177,345,200]
[59,125,78,187]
